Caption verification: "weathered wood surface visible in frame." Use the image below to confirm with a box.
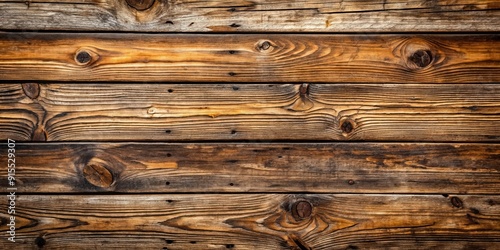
[1,34,499,83]
[0,143,498,193]
[0,0,499,32]
[1,83,499,141]
[0,194,498,249]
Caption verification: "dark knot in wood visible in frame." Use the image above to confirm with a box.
[451,196,463,208]
[34,237,46,248]
[409,50,433,68]
[299,83,309,95]
[83,163,114,188]
[75,51,92,65]
[126,0,155,11]
[292,200,313,220]
[21,83,40,99]
[257,40,272,52]
[341,119,354,134]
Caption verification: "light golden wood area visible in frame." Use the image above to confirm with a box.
[0,34,498,83]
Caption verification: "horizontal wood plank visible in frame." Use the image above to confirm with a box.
[1,143,498,193]
[0,194,499,249]
[1,83,499,141]
[0,0,499,32]
[0,34,499,83]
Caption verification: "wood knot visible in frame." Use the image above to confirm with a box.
[75,49,99,66]
[451,196,464,208]
[21,83,40,99]
[299,83,309,96]
[292,200,313,220]
[83,163,114,188]
[32,127,47,141]
[340,119,355,135]
[409,50,433,68]
[126,0,155,11]
[34,237,46,248]
[75,51,92,65]
[256,40,273,52]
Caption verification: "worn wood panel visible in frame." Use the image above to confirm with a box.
[0,34,499,83]
[1,83,499,141]
[0,194,498,249]
[0,0,499,32]
[1,143,498,193]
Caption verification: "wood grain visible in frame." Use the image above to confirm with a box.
[0,143,498,193]
[0,0,499,32]
[0,194,498,249]
[1,83,499,141]
[0,33,499,83]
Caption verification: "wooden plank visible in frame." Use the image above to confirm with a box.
[1,143,498,193]
[0,0,499,32]
[0,33,499,83]
[0,194,498,249]
[1,83,499,141]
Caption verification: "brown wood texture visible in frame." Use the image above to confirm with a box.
[0,194,498,249]
[0,0,499,32]
[1,143,498,193]
[1,83,499,141]
[0,34,499,83]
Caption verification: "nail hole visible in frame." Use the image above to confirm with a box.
[165,21,174,25]
[190,241,197,244]
[226,244,235,248]
[165,130,171,134]
[278,155,282,158]
[230,23,240,28]
[348,179,355,185]
[228,72,236,76]
[228,50,237,54]
[166,181,170,185]
[167,153,172,157]
[166,200,173,203]
[229,7,236,12]
[229,183,234,186]
[166,240,174,244]
[168,89,174,93]
[231,130,237,135]
[442,194,449,198]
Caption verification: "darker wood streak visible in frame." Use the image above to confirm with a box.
[0,143,498,193]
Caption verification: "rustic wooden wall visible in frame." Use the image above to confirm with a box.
[0,0,499,249]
